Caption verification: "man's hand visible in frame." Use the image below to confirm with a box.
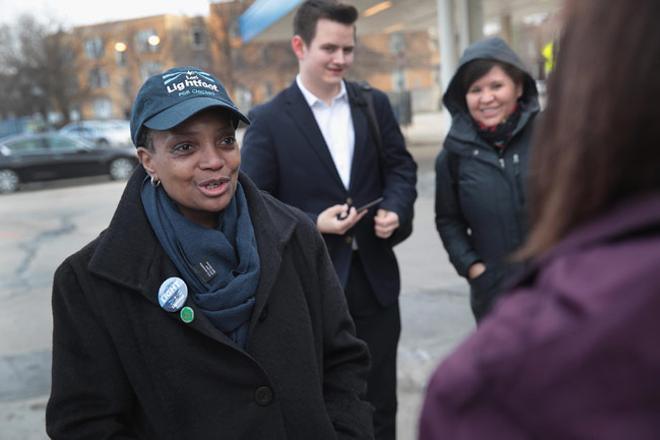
[317,204,368,235]
[374,209,399,239]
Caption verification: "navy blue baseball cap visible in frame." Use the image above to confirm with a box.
[130,66,250,147]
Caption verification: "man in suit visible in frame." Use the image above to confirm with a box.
[240,1,417,438]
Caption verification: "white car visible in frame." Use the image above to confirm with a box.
[60,120,132,147]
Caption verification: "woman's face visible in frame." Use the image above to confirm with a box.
[137,108,240,228]
[466,65,523,128]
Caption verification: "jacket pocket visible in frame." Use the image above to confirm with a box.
[468,266,504,321]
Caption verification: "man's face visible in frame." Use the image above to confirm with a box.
[294,18,355,94]
[137,108,240,229]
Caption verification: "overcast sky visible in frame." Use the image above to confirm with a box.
[0,0,219,27]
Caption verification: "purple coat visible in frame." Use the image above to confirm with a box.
[419,194,660,440]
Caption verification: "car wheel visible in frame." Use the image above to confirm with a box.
[109,158,136,181]
[0,169,19,193]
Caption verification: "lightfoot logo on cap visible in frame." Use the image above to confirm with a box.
[158,277,188,312]
[163,70,219,96]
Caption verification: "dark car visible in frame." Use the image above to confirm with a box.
[0,132,138,193]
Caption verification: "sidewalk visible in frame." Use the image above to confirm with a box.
[402,110,447,173]
[403,110,448,147]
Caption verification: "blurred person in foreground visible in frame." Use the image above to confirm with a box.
[435,37,540,322]
[420,0,660,438]
[46,66,373,439]
[241,1,417,438]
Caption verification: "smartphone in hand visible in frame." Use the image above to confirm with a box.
[337,197,384,220]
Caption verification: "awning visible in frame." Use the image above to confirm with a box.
[239,0,303,43]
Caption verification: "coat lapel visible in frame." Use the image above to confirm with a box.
[347,84,370,191]
[240,174,296,335]
[284,82,346,189]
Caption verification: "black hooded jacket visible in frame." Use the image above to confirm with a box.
[435,37,540,282]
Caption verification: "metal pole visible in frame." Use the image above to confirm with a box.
[437,0,457,127]
[456,0,470,55]
[437,0,457,95]
[468,0,484,43]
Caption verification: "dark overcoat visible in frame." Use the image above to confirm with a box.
[240,81,417,307]
[46,167,373,439]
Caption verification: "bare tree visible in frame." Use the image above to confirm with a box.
[0,15,84,126]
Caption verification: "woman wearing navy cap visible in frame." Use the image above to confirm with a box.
[46,67,373,439]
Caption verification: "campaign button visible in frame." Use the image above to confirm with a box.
[158,277,188,312]
[180,306,195,324]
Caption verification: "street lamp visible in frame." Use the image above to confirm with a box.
[147,35,160,48]
[114,41,127,66]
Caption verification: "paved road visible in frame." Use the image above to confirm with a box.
[0,143,475,439]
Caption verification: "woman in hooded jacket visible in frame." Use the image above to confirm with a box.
[434,37,540,321]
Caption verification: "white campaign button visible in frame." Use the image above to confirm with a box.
[158,277,188,312]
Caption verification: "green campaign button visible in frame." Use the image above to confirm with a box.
[180,306,194,323]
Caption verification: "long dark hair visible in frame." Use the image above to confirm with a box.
[519,0,660,258]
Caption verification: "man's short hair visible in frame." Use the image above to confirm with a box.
[293,0,358,45]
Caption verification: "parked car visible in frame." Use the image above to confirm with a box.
[0,132,138,193]
[60,119,131,147]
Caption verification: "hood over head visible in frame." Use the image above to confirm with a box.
[443,37,539,117]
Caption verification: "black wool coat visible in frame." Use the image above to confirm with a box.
[46,168,373,439]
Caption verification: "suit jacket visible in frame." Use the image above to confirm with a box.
[46,168,373,439]
[241,81,417,306]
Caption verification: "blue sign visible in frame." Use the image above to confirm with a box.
[239,0,302,43]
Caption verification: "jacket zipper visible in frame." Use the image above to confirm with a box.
[513,153,524,205]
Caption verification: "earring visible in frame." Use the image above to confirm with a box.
[150,175,161,187]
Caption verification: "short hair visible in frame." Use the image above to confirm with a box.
[137,128,154,151]
[460,59,525,94]
[518,0,660,257]
[293,0,358,45]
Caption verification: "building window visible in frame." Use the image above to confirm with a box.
[263,81,274,100]
[261,47,271,65]
[114,41,128,66]
[84,37,105,59]
[235,85,253,112]
[389,32,405,54]
[122,77,132,96]
[92,97,112,119]
[89,68,109,89]
[191,27,205,49]
[135,29,160,53]
[115,52,127,67]
[140,62,163,82]
[392,69,405,91]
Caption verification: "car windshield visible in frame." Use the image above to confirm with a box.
[50,134,95,150]
[3,136,46,153]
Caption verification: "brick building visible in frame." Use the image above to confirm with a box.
[70,1,444,120]
[72,14,212,120]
